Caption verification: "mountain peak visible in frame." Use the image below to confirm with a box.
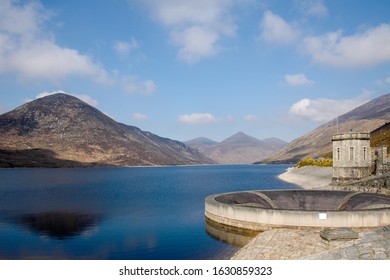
[1,93,113,137]
[184,137,217,146]
[0,93,214,167]
[220,131,262,145]
[30,93,86,107]
[15,93,95,117]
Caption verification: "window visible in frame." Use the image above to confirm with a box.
[363,147,367,160]
[337,148,340,160]
[350,147,354,161]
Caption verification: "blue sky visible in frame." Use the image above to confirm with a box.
[1,0,390,142]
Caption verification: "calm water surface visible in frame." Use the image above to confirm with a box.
[0,164,298,259]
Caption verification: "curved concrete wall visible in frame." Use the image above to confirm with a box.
[205,192,390,230]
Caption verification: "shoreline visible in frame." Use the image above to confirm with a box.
[277,165,333,190]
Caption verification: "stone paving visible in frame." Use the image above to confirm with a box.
[231,225,390,260]
[304,225,390,260]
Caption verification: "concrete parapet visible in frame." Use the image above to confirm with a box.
[205,190,390,230]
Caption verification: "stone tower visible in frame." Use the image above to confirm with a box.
[332,132,371,182]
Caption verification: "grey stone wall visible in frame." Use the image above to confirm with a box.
[373,146,389,175]
[330,173,390,195]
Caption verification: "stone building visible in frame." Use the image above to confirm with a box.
[332,132,372,183]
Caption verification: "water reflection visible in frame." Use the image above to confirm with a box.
[0,165,296,259]
[16,211,99,240]
[205,217,259,247]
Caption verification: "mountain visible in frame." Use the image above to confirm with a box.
[262,93,390,164]
[220,131,263,145]
[185,132,287,164]
[261,137,289,150]
[0,93,215,167]
[184,137,218,146]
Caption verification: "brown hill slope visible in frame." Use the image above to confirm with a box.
[262,93,390,163]
[0,93,214,167]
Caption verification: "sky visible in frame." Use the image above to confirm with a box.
[1,0,390,143]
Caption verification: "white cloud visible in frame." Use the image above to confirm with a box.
[123,76,157,96]
[260,11,300,44]
[296,0,328,18]
[0,0,111,83]
[148,0,227,26]
[284,73,314,86]
[375,74,390,87]
[6,41,111,83]
[36,91,99,108]
[226,115,235,122]
[144,0,240,63]
[0,0,47,36]
[171,26,219,63]
[113,37,140,56]
[289,94,369,123]
[178,113,217,125]
[243,115,258,122]
[132,112,148,121]
[303,24,390,67]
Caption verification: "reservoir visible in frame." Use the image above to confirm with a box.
[0,164,297,259]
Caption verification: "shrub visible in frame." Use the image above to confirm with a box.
[296,157,333,168]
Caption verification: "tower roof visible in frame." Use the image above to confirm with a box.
[332,132,370,141]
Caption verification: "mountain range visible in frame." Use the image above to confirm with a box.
[185,132,287,164]
[1,92,388,167]
[0,93,214,167]
[262,92,390,163]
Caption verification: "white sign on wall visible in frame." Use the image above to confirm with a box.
[319,213,327,220]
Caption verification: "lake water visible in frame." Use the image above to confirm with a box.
[0,164,298,260]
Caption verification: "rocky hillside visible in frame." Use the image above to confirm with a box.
[185,132,287,164]
[0,93,215,167]
[262,93,390,163]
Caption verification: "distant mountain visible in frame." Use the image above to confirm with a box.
[0,93,215,167]
[220,131,263,145]
[262,93,390,164]
[185,132,287,164]
[261,137,289,150]
[184,137,218,146]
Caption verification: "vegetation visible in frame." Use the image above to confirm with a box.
[295,157,333,168]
